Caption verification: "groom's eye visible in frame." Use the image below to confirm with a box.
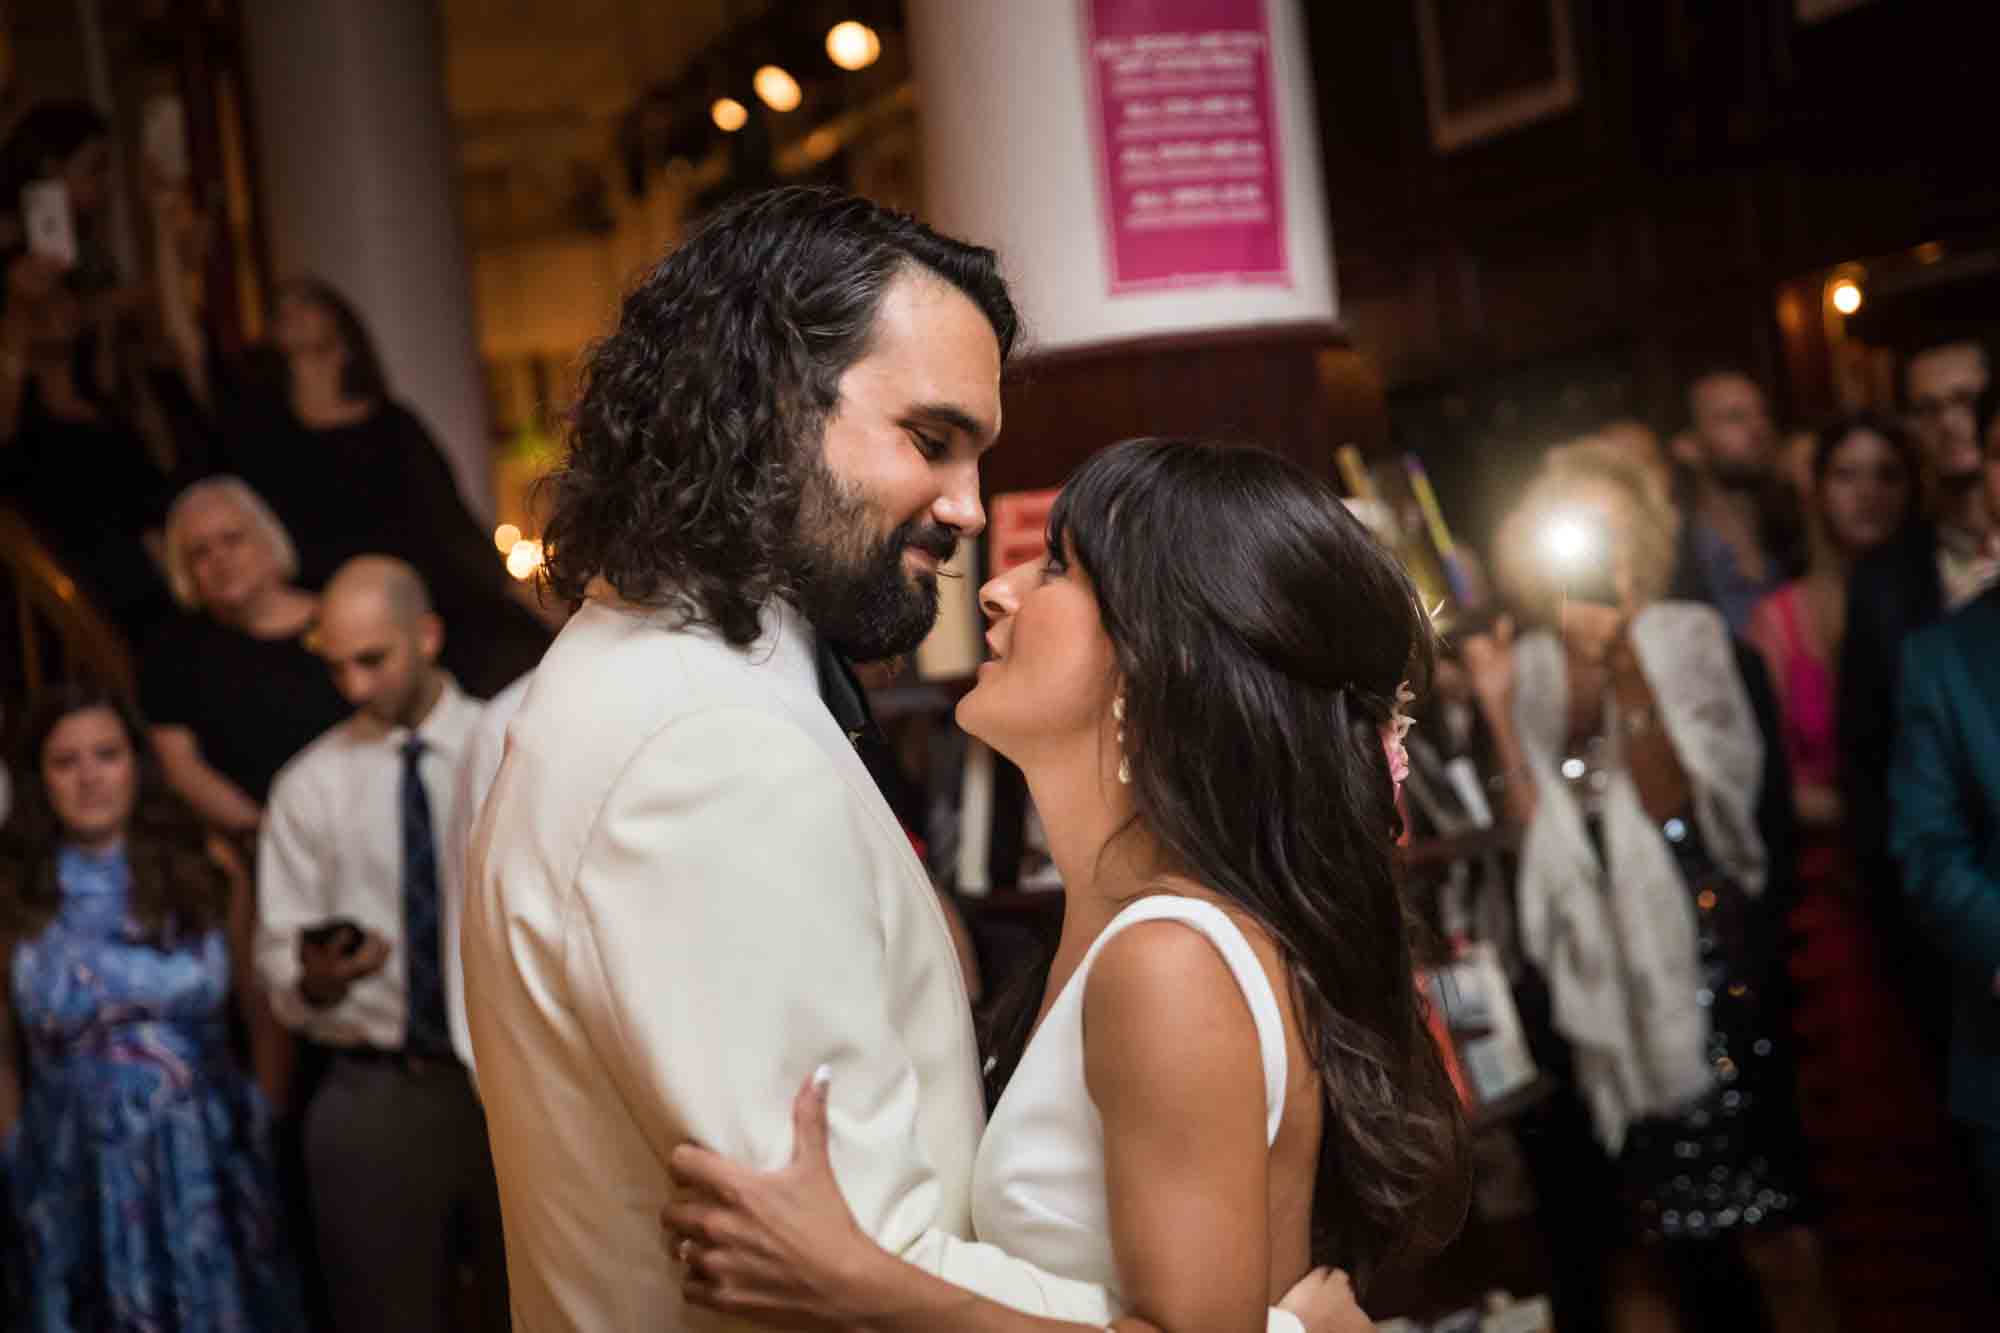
[909,431,946,461]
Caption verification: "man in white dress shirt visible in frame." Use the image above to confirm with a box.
[465,187,1167,1331]
[258,556,509,1332]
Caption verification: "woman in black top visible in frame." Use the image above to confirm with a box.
[0,275,175,642]
[142,476,347,835]
[221,278,551,696]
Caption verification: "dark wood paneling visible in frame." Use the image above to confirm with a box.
[966,1,2000,511]
[986,330,1377,498]
[1307,0,2000,441]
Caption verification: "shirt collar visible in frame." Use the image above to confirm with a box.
[746,602,883,753]
[1938,520,1980,558]
[583,578,822,700]
[756,599,823,700]
[348,673,473,757]
[1937,519,2000,560]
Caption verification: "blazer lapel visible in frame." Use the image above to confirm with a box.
[1950,594,2000,801]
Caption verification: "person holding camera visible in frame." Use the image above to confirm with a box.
[2,99,214,482]
[255,555,507,1332]
[1463,440,1834,1333]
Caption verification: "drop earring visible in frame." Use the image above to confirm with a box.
[1113,695,1131,785]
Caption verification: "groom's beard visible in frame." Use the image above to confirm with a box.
[786,457,958,662]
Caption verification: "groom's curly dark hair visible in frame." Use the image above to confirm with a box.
[541,186,1019,647]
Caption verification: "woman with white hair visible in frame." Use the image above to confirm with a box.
[142,476,347,836]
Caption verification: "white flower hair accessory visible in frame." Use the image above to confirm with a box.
[1381,679,1416,795]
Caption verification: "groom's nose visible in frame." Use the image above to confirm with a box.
[931,460,986,537]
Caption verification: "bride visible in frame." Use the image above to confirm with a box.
[662,438,1468,1332]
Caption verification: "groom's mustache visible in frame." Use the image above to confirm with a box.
[897,522,961,568]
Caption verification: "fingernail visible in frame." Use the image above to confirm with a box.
[811,1063,832,1091]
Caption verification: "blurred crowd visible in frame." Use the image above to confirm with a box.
[0,100,552,1332]
[1409,350,2000,1331]
[0,95,1998,1333]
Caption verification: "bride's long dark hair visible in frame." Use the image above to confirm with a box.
[983,438,1468,1288]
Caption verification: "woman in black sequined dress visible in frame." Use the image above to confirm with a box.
[1464,439,1836,1333]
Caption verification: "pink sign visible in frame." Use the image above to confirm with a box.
[987,489,1061,575]
[1081,0,1289,293]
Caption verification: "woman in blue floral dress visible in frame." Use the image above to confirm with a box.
[1,684,302,1331]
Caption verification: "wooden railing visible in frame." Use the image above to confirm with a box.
[0,504,137,701]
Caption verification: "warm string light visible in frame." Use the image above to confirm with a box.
[493,522,521,554]
[703,22,875,152]
[826,21,881,71]
[1828,277,1863,316]
[801,127,840,164]
[506,539,545,581]
[753,65,801,113]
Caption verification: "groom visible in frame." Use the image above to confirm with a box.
[466,187,1140,1329]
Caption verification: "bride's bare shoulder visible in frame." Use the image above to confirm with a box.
[1084,881,1287,1028]
[1140,875,1287,969]
[1105,879,1307,1056]
[1080,911,1267,1099]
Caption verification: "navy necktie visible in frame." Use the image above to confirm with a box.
[401,736,450,1056]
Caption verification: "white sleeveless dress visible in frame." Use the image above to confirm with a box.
[970,895,1291,1317]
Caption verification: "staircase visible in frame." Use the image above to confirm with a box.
[0,504,137,722]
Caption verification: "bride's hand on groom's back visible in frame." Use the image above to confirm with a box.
[1280,1267,1374,1333]
[661,1066,884,1329]
[661,1063,1381,1333]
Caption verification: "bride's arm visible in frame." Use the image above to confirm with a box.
[1084,918,1277,1333]
[664,922,1366,1333]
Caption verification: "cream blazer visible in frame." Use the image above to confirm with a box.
[463,597,1115,1330]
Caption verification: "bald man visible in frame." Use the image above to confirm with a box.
[256,556,509,1332]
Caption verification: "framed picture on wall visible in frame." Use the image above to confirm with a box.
[1794,0,1874,24]
[1415,0,1579,152]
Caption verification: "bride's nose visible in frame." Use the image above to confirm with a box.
[980,572,1016,620]
[978,561,1031,623]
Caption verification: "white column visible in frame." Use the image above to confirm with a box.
[906,0,1336,355]
[239,0,493,516]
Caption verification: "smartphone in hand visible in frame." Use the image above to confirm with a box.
[301,917,365,957]
[21,181,78,269]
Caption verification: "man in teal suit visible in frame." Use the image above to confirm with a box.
[1892,421,2000,1255]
